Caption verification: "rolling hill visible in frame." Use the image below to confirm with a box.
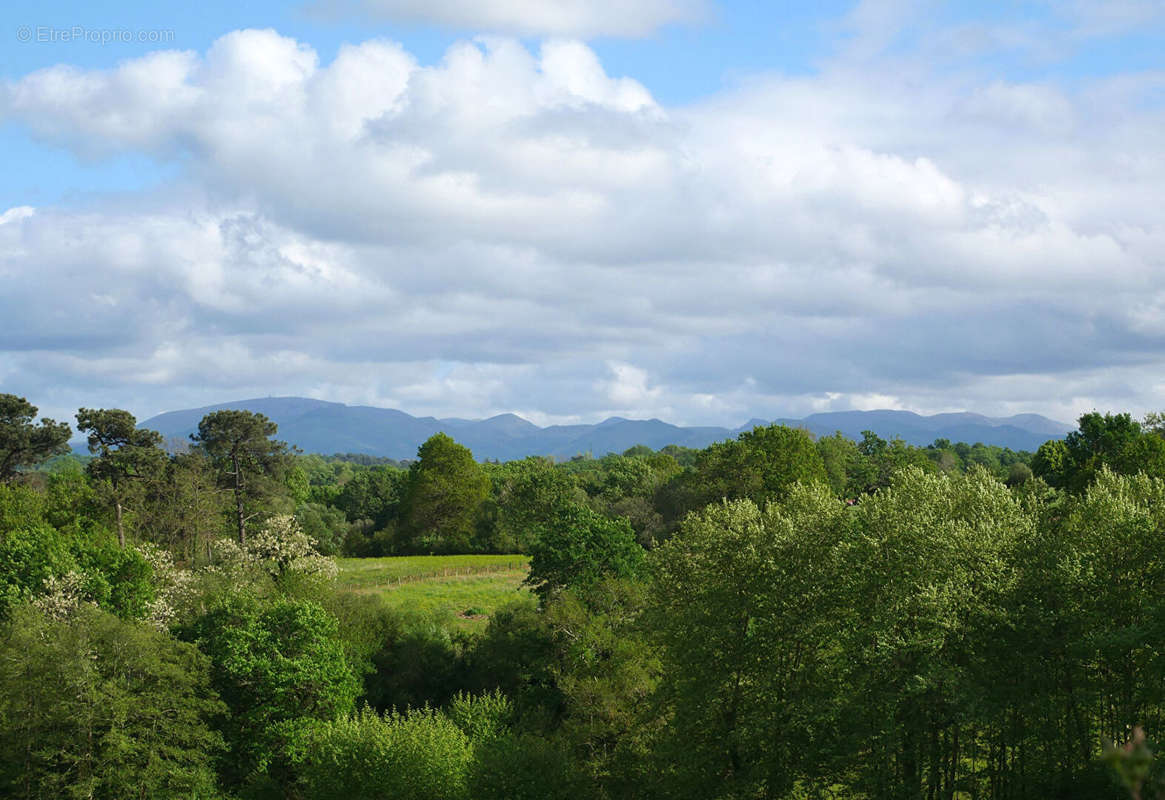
[140,397,1072,461]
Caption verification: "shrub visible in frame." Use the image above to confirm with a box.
[288,707,473,800]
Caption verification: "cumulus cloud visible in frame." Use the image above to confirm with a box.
[309,0,709,38]
[0,24,1162,427]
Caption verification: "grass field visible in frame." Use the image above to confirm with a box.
[336,555,532,630]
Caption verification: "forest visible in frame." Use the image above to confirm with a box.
[3,391,1165,799]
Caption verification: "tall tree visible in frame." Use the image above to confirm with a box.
[647,484,849,798]
[75,408,166,548]
[1031,437,1069,488]
[0,395,71,483]
[399,433,489,553]
[485,457,579,553]
[191,410,291,545]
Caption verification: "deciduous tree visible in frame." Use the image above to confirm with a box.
[525,504,643,601]
[399,434,489,553]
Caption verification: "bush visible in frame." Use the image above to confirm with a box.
[288,707,473,800]
[447,690,513,742]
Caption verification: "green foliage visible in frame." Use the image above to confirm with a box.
[0,394,71,483]
[1032,436,1069,487]
[847,429,937,494]
[466,597,563,724]
[658,443,699,467]
[318,590,405,679]
[70,538,156,620]
[663,424,828,523]
[484,457,580,552]
[75,407,166,547]
[180,597,360,784]
[447,689,514,742]
[287,707,473,800]
[1033,412,1165,493]
[0,481,46,531]
[192,409,293,544]
[467,734,581,800]
[1007,459,1034,485]
[542,578,660,794]
[399,434,490,554]
[295,500,349,555]
[362,613,469,712]
[816,430,860,495]
[839,467,1030,797]
[338,464,405,521]
[139,450,229,561]
[567,452,679,546]
[525,504,644,600]
[648,483,850,798]
[0,486,156,622]
[1055,412,1165,492]
[41,466,106,537]
[0,604,223,800]
[0,523,75,620]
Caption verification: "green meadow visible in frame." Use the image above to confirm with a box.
[336,555,531,629]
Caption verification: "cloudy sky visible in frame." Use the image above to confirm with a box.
[1,1,1163,427]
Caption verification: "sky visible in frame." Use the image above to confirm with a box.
[1,0,1163,428]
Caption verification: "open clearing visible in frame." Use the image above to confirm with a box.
[336,555,532,630]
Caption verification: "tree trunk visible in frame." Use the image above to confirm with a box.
[115,499,125,549]
[232,452,246,545]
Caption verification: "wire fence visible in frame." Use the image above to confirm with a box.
[380,561,529,586]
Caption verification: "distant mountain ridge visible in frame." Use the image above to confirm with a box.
[139,397,1072,461]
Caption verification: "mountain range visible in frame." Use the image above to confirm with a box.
[138,397,1072,461]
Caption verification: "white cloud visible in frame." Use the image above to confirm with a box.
[0,206,35,225]
[311,0,709,38]
[1,28,1163,427]
[600,362,662,410]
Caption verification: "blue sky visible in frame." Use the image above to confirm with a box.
[1,1,1163,426]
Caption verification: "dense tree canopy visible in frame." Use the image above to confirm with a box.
[180,597,361,786]
[1060,412,1165,491]
[0,604,223,800]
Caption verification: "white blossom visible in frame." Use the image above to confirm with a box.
[33,571,95,620]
